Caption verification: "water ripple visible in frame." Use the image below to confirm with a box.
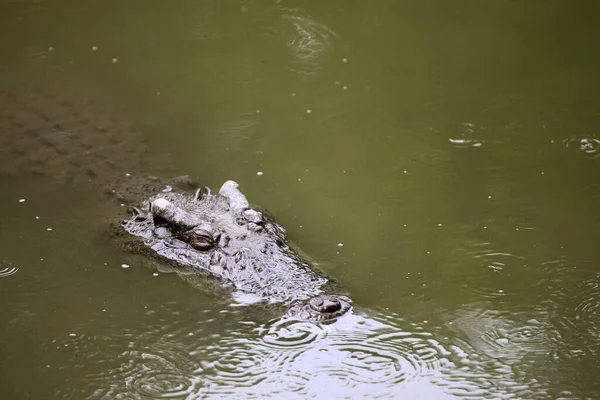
[42,300,575,398]
[120,350,201,399]
[453,242,526,300]
[440,305,557,399]
[283,13,338,78]
[0,261,19,278]
[544,266,600,375]
[278,314,441,395]
[447,122,486,148]
[42,301,217,399]
[260,318,325,348]
[143,310,453,399]
[564,136,600,158]
[448,307,550,362]
[574,275,600,323]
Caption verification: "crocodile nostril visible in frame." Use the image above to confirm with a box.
[323,299,341,313]
[309,296,341,313]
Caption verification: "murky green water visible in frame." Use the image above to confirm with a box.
[1,0,599,398]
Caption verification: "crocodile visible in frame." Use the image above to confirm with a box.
[0,83,353,322]
[119,180,352,322]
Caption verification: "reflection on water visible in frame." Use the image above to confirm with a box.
[0,261,19,278]
[42,303,459,399]
[564,136,600,158]
[35,295,598,399]
[37,297,597,399]
[256,313,443,396]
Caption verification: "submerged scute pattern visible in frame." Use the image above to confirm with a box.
[0,84,148,184]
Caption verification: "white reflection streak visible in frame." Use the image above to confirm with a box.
[0,265,19,278]
[285,15,337,77]
[564,136,600,158]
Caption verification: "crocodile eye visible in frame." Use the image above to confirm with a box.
[190,237,214,251]
[187,227,214,250]
[186,224,221,251]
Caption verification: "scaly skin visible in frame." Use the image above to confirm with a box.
[121,180,352,322]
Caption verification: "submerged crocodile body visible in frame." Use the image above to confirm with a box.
[0,84,148,184]
[0,84,352,322]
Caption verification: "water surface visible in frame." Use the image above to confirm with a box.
[1,1,599,398]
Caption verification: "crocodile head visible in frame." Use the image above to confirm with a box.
[121,180,352,322]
